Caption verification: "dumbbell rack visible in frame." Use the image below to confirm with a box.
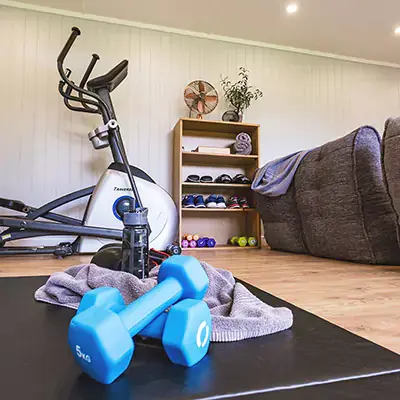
[173,118,261,251]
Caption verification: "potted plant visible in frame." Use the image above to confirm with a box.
[220,67,263,122]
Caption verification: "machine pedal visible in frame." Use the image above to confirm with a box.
[53,242,74,258]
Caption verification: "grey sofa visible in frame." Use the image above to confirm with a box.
[254,117,400,265]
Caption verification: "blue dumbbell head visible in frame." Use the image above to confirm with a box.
[158,255,208,300]
[77,287,125,314]
[139,298,211,366]
[69,304,134,384]
[162,298,211,366]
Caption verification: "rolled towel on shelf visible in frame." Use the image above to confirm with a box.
[232,132,253,156]
[231,132,252,155]
[233,141,252,155]
[236,132,252,143]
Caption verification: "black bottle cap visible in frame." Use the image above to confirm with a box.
[123,208,148,226]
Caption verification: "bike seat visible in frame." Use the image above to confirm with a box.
[87,60,128,93]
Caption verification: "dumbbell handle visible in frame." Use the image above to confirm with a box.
[118,278,182,337]
[76,287,171,339]
[139,312,166,339]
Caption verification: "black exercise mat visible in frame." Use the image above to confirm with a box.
[0,276,399,400]
[248,372,400,399]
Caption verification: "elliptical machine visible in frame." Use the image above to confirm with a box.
[0,27,178,258]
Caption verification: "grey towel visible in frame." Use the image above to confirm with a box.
[34,262,293,342]
[252,150,310,197]
[237,132,251,143]
[232,132,252,155]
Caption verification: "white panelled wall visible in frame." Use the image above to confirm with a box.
[2,6,400,220]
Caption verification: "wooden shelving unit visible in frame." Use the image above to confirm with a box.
[173,118,261,250]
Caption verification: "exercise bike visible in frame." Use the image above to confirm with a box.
[0,27,178,257]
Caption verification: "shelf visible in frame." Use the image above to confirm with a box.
[182,208,256,212]
[182,182,251,189]
[184,245,261,251]
[181,118,259,135]
[182,151,258,166]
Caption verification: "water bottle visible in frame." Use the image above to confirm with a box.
[121,207,149,278]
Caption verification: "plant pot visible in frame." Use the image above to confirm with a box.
[237,110,244,122]
[222,110,240,123]
[221,109,245,122]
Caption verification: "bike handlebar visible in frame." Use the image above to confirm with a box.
[79,54,100,89]
[78,54,100,110]
[57,28,110,120]
[56,26,144,214]
[57,27,81,63]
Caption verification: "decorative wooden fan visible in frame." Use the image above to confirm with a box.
[184,80,218,119]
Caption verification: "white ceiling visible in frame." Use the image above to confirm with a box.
[12,0,400,65]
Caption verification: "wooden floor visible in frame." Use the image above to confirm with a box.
[1,248,400,355]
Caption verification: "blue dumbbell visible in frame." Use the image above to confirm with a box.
[75,288,211,368]
[68,255,210,384]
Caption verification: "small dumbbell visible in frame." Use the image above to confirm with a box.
[189,240,197,248]
[230,237,247,247]
[197,238,207,248]
[229,236,239,246]
[248,237,258,247]
[236,237,248,247]
[181,239,189,248]
[68,255,209,384]
[206,238,216,248]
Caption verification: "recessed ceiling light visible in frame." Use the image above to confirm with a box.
[286,3,298,14]
[395,26,400,35]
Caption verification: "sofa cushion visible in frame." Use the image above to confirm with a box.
[354,127,400,264]
[256,124,400,264]
[254,186,307,254]
[382,116,400,245]
[296,126,400,264]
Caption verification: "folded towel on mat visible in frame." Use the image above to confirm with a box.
[35,262,293,342]
[232,132,253,155]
